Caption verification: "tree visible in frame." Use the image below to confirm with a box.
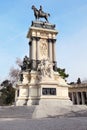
[9,57,22,84]
[0,80,15,105]
[0,57,22,106]
[9,67,20,84]
[57,68,69,80]
[16,57,23,67]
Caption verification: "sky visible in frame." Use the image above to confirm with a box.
[0,0,87,83]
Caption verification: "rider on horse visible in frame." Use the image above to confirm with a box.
[39,5,44,16]
[32,5,50,22]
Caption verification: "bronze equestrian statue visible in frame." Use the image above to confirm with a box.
[32,5,50,22]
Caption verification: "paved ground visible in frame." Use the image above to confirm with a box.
[0,105,87,118]
[0,105,87,130]
[0,117,87,130]
[0,106,35,118]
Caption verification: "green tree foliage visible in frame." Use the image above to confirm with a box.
[0,58,22,106]
[57,68,69,79]
[0,80,15,105]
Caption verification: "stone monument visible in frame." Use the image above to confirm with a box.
[15,5,72,106]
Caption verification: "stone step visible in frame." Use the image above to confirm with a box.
[0,106,35,118]
[0,105,87,119]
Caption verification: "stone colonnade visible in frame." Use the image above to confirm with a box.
[47,39,56,62]
[29,37,40,61]
[69,91,87,105]
[29,36,57,71]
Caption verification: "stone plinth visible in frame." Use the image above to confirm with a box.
[16,65,72,106]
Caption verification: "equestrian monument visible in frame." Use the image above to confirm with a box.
[15,5,72,106]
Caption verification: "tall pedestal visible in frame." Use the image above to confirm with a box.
[15,21,72,106]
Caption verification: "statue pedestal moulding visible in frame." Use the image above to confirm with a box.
[15,5,72,106]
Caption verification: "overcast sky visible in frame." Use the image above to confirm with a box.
[0,0,87,82]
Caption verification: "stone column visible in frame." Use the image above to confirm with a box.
[86,92,87,105]
[15,89,17,102]
[31,37,37,70]
[81,92,85,104]
[86,92,87,99]
[76,92,80,105]
[36,37,40,61]
[31,37,36,60]
[52,39,56,62]
[29,41,32,60]
[71,92,75,104]
[52,39,57,71]
[48,39,52,61]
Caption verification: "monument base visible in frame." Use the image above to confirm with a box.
[15,70,72,106]
[38,98,72,106]
[32,99,72,118]
[16,98,27,106]
[15,20,72,107]
[27,99,39,106]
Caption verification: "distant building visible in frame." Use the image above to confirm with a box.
[69,83,87,105]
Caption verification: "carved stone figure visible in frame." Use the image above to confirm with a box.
[37,60,45,76]
[44,59,54,78]
[37,59,54,80]
[39,5,44,16]
[19,73,23,82]
[32,5,50,22]
[77,78,81,84]
[21,56,30,71]
[40,41,48,57]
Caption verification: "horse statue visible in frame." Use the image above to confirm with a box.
[32,5,50,22]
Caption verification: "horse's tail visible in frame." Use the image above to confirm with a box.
[48,13,50,16]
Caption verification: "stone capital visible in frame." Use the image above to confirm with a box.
[52,39,56,43]
[31,36,40,41]
[47,39,53,43]
[28,41,31,46]
[47,39,56,43]
[36,37,40,41]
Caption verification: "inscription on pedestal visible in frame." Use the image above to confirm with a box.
[42,88,56,95]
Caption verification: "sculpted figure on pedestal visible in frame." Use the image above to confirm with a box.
[32,5,50,22]
[21,56,30,71]
[37,59,54,80]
